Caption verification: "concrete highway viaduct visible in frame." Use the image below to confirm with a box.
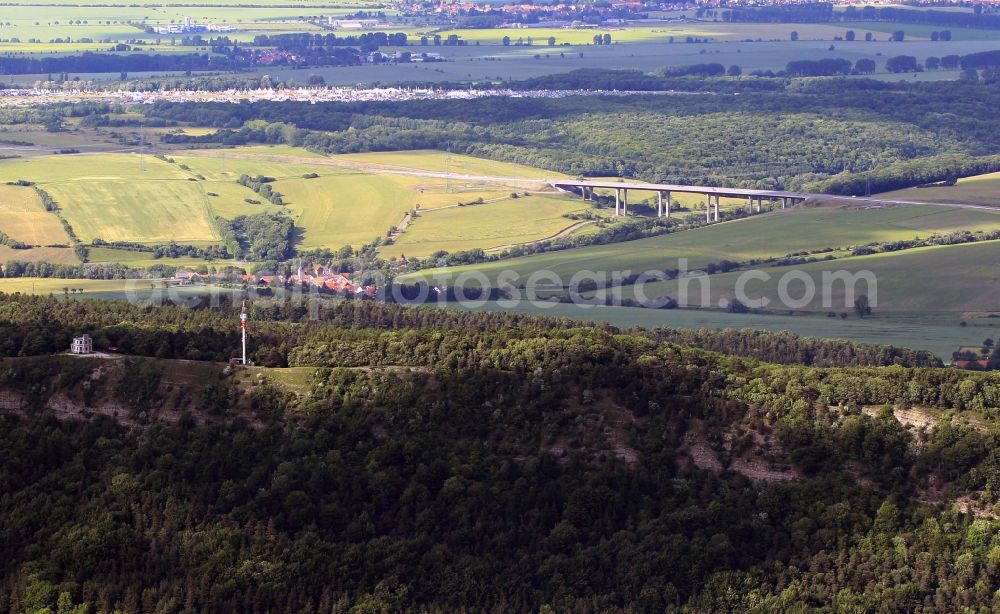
[550,179,812,222]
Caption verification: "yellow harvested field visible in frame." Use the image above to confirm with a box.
[0,185,72,245]
[43,180,220,244]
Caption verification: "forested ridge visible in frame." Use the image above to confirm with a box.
[147,76,1000,193]
[0,294,940,368]
[0,296,998,612]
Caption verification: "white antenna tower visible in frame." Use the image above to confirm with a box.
[240,300,248,365]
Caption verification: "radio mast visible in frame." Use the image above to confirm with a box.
[240,300,248,365]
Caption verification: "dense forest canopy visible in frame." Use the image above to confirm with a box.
[0,294,942,368]
[0,296,998,612]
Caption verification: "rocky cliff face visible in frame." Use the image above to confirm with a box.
[0,355,276,428]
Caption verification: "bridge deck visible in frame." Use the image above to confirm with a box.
[550,179,810,200]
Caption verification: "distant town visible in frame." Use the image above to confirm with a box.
[0,86,683,107]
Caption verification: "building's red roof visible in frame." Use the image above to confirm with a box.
[954,359,989,369]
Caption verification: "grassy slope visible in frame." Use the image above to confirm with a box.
[177,148,568,249]
[48,179,220,244]
[443,302,996,361]
[202,182,288,219]
[0,184,70,245]
[381,194,591,257]
[0,151,336,246]
[0,147,574,251]
[878,172,1000,207]
[0,245,79,264]
[0,154,221,244]
[401,204,1000,285]
[171,153,338,181]
[0,278,135,294]
[612,240,1000,313]
[336,150,565,179]
[276,173,416,249]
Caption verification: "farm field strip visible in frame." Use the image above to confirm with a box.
[0,147,571,250]
[443,300,996,360]
[597,240,1000,314]
[429,23,920,45]
[380,194,592,258]
[401,204,1000,286]
[0,184,71,245]
[2,146,997,258]
[0,245,79,264]
[256,38,1000,86]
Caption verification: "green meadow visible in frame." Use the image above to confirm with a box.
[402,203,1000,286]
[878,172,1000,207]
[443,300,997,361]
[336,150,564,180]
[0,147,583,255]
[606,240,1000,314]
[381,194,594,258]
[0,277,135,295]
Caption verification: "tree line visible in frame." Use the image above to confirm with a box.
[252,31,408,51]
[0,293,954,372]
[215,212,294,262]
[724,3,1000,30]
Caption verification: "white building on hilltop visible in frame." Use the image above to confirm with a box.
[328,18,379,29]
[70,334,93,355]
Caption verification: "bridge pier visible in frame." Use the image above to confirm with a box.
[623,189,628,216]
[781,197,787,210]
[615,189,620,216]
[661,191,671,217]
[705,196,711,223]
[755,197,762,213]
[713,195,720,222]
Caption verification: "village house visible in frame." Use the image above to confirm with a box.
[70,334,93,355]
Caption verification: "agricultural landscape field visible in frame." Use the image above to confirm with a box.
[402,203,1000,286]
[879,171,1000,206]
[5,2,1000,612]
[0,3,998,354]
[0,145,583,258]
[3,139,996,358]
[2,0,1000,85]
